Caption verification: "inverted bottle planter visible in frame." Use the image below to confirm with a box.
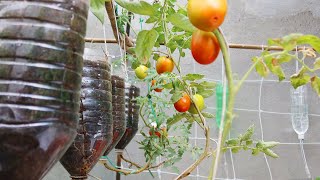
[60,52,113,180]
[0,0,89,179]
[103,75,127,156]
[115,84,140,150]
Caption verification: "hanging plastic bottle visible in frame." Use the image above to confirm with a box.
[290,86,309,139]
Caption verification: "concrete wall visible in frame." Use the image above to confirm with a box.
[45,0,320,179]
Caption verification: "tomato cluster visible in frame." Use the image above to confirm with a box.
[188,0,227,65]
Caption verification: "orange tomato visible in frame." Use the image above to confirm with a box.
[191,29,220,65]
[174,93,191,112]
[152,79,163,92]
[188,0,228,32]
[156,56,174,74]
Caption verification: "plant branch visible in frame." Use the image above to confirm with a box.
[209,28,236,180]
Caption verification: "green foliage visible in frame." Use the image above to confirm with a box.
[90,0,109,24]
[135,30,159,64]
[255,34,320,95]
[224,125,279,158]
[115,0,156,16]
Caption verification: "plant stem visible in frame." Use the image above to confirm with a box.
[209,28,236,180]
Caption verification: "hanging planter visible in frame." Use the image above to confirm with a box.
[115,84,140,150]
[104,75,127,156]
[0,0,89,179]
[60,50,113,180]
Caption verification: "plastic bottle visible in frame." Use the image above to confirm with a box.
[290,86,309,139]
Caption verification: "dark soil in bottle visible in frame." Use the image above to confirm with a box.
[0,122,77,180]
[116,85,140,150]
[103,75,126,156]
[60,57,113,178]
[0,0,90,179]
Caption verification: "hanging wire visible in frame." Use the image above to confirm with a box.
[257,45,273,180]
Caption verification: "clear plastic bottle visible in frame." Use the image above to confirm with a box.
[291,86,309,139]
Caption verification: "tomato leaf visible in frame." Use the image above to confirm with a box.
[297,35,320,53]
[199,81,216,89]
[115,0,156,16]
[201,112,215,119]
[290,67,310,89]
[183,74,205,81]
[197,89,214,98]
[265,58,286,81]
[167,113,187,127]
[253,57,269,77]
[262,141,280,149]
[263,149,279,158]
[311,76,320,96]
[313,58,320,70]
[135,29,159,64]
[90,0,108,24]
[171,91,184,103]
[167,13,195,33]
[241,125,254,142]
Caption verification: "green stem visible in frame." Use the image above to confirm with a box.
[235,60,259,93]
[209,28,236,180]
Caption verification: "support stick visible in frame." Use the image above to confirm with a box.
[115,149,123,180]
[84,38,314,52]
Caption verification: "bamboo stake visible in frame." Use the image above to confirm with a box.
[84,38,314,52]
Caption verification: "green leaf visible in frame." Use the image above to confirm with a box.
[199,81,216,89]
[135,29,159,64]
[231,147,241,153]
[313,58,320,70]
[197,89,214,98]
[246,140,253,146]
[252,148,260,156]
[262,141,280,149]
[226,139,239,146]
[311,76,320,96]
[277,53,293,64]
[90,0,107,24]
[201,112,215,119]
[115,0,156,16]
[241,125,254,142]
[265,58,286,81]
[183,74,205,81]
[297,35,320,53]
[167,13,195,33]
[290,67,311,89]
[253,57,269,77]
[171,91,184,103]
[263,149,279,158]
[269,34,302,51]
[167,113,187,127]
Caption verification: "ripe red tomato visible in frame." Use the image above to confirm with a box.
[156,56,174,74]
[174,93,191,112]
[191,30,220,65]
[152,79,163,92]
[149,130,161,138]
[188,0,228,32]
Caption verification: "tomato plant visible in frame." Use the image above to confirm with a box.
[191,29,220,64]
[174,93,191,112]
[188,0,228,32]
[91,0,320,179]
